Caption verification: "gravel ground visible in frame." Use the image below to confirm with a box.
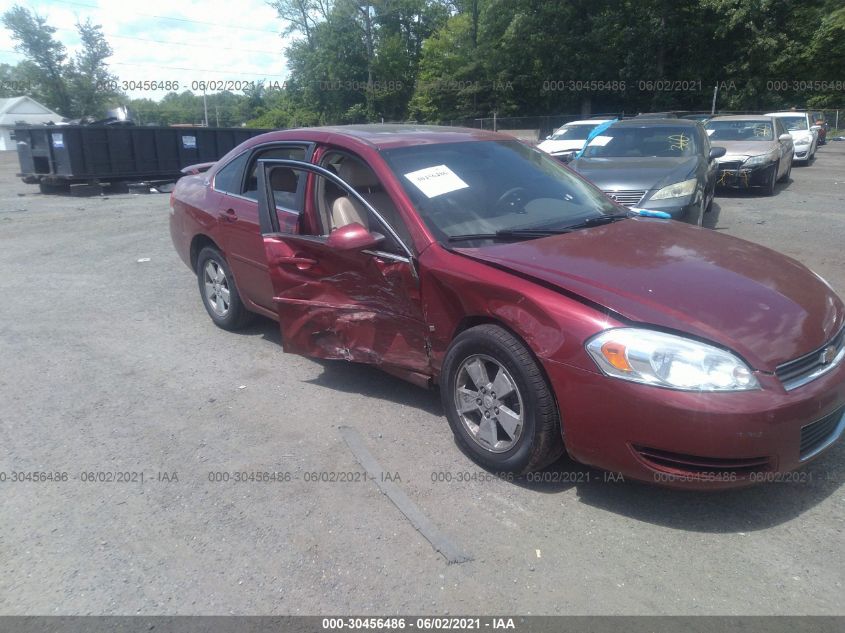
[0,145,843,616]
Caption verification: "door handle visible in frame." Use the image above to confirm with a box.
[221,208,238,222]
[276,256,318,270]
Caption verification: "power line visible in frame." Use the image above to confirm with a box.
[50,0,282,34]
[59,29,282,56]
[110,60,286,78]
[0,48,285,79]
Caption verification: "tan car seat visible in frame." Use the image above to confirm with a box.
[270,167,298,209]
[331,161,373,231]
[331,159,411,245]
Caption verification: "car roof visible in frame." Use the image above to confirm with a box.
[284,124,510,149]
[609,118,700,128]
[560,119,612,126]
[707,115,776,122]
[765,112,807,117]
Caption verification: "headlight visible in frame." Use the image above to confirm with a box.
[649,178,697,200]
[586,328,759,391]
[743,153,777,167]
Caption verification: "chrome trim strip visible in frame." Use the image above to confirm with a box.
[800,409,845,462]
[782,344,845,391]
[361,250,411,264]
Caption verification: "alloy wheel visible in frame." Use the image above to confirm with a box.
[203,260,231,317]
[454,354,524,453]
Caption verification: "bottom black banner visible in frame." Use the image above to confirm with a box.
[0,616,841,633]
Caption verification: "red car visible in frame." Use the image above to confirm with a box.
[169,125,845,488]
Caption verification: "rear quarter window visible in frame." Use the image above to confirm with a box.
[213,152,249,193]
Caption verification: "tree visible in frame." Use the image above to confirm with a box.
[1,4,71,114]
[267,0,335,46]
[68,18,119,117]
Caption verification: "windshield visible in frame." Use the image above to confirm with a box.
[580,125,699,158]
[550,124,599,141]
[779,116,808,131]
[381,140,619,242]
[706,120,774,141]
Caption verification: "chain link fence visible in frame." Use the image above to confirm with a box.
[421,108,845,142]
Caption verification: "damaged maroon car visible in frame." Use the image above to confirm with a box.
[170,125,845,488]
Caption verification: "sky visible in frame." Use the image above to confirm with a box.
[0,0,291,100]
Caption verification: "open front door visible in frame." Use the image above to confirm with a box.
[257,159,430,376]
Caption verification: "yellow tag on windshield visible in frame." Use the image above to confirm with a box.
[668,134,689,151]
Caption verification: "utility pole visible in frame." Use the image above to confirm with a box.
[202,87,209,127]
[711,84,719,115]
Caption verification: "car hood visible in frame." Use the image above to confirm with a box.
[538,140,585,154]
[713,141,777,159]
[455,219,844,371]
[569,156,699,191]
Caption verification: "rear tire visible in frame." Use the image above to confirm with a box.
[441,324,563,474]
[196,246,254,331]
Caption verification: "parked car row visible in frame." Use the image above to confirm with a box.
[539,111,825,222]
[170,123,845,489]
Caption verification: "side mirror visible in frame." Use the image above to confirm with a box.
[778,133,792,142]
[810,125,821,132]
[326,222,383,251]
[709,146,726,160]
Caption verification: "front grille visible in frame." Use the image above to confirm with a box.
[633,445,770,477]
[776,327,845,390]
[602,190,645,207]
[717,160,744,171]
[800,406,845,460]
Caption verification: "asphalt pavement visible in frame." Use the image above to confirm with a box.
[0,144,843,615]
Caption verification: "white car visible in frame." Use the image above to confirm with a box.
[537,119,613,161]
[765,112,818,164]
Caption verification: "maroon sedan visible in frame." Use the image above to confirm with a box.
[169,125,845,488]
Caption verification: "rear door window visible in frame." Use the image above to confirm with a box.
[243,146,308,204]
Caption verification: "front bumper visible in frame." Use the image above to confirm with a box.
[716,161,776,189]
[794,144,812,161]
[634,196,700,224]
[543,356,845,489]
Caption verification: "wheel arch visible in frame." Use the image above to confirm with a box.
[446,315,564,435]
[190,234,222,272]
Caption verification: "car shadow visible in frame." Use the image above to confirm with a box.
[702,200,722,229]
[232,313,844,533]
[305,358,445,416]
[505,441,844,533]
[231,315,444,416]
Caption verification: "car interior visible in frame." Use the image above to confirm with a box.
[585,127,698,157]
[708,123,773,141]
[316,151,412,249]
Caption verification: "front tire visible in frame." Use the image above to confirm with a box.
[196,246,254,331]
[778,157,792,183]
[763,161,778,196]
[441,324,563,474]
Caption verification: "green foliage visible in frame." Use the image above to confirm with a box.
[68,19,120,117]
[4,0,844,127]
[2,4,71,115]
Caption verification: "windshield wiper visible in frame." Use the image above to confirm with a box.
[448,227,573,243]
[447,213,631,243]
[558,212,630,230]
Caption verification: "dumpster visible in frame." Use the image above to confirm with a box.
[14,125,272,192]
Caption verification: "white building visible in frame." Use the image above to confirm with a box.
[0,96,64,151]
